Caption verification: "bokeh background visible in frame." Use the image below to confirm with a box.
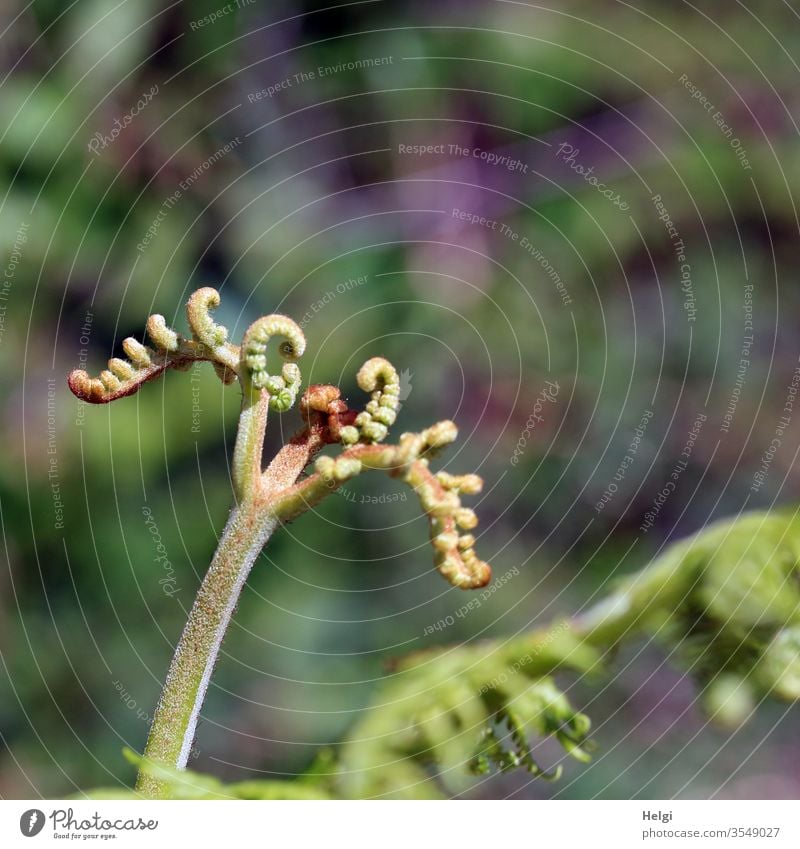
[2,0,800,799]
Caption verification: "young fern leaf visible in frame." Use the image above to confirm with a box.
[68,287,240,403]
[240,313,306,409]
[340,356,401,444]
[335,627,597,798]
[626,510,800,724]
[472,677,593,780]
[332,510,800,798]
[273,419,492,588]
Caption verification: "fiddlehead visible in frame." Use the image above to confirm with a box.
[273,403,493,589]
[240,314,306,410]
[186,287,228,348]
[406,446,491,589]
[68,313,186,404]
[145,314,180,352]
[185,287,239,380]
[375,420,492,588]
[340,357,400,444]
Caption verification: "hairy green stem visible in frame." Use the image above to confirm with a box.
[136,501,277,798]
[135,397,322,798]
[487,542,695,680]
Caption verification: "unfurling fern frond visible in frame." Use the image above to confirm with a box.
[340,356,401,444]
[472,677,593,780]
[74,289,800,801]
[629,510,800,725]
[335,627,598,798]
[277,418,492,588]
[70,289,496,797]
[240,313,306,409]
[329,510,800,797]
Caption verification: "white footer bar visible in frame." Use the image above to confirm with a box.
[1,799,797,847]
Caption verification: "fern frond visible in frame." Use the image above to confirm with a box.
[70,291,497,796]
[340,356,401,444]
[240,313,306,410]
[335,627,598,798]
[68,287,241,403]
[632,511,800,724]
[274,417,493,588]
[78,750,332,800]
[332,510,800,796]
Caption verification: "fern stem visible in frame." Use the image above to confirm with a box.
[136,501,277,798]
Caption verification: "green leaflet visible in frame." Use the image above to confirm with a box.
[80,750,333,800]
